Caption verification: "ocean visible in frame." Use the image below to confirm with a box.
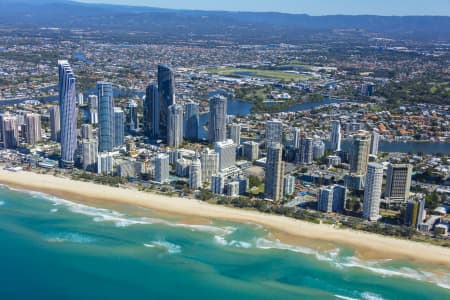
[0,185,449,299]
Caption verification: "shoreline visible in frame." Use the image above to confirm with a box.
[1,169,450,268]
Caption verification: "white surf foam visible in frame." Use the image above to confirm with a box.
[213,236,252,249]
[361,292,385,300]
[50,208,58,213]
[334,295,358,300]
[146,240,181,254]
[0,201,4,206]
[46,232,95,244]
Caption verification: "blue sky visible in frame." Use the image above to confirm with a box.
[77,0,450,16]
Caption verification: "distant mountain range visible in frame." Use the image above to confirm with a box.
[1,0,449,43]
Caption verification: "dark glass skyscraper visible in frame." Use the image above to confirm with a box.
[58,60,77,167]
[97,82,115,152]
[143,84,160,139]
[208,96,227,144]
[184,101,199,141]
[158,65,175,140]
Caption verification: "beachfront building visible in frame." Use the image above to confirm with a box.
[264,143,284,202]
[58,60,77,167]
[82,139,98,172]
[405,198,426,229]
[158,64,175,140]
[215,139,236,171]
[167,104,184,148]
[201,148,219,183]
[283,176,296,196]
[189,157,202,190]
[2,114,19,149]
[330,120,341,151]
[208,95,227,144]
[184,101,199,141]
[49,105,60,142]
[211,174,225,194]
[363,163,384,221]
[385,164,412,203]
[25,113,41,145]
[97,152,114,175]
[143,84,160,139]
[97,82,115,152]
[317,185,346,213]
[114,107,125,148]
[155,153,170,184]
[265,120,283,145]
[243,141,259,161]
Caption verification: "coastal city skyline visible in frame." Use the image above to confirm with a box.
[0,0,449,299]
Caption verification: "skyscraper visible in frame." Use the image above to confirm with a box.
[155,153,170,183]
[88,95,98,110]
[215,139,236,171]
[49,105,60,142]
[385,164,412,203]
[125,99,139,132]
[82,139,98,172]
[167,104,184,148]
[189,156,202,190]
[81,124,94,140]
[370,130,380,156]
[211,174,225,194]
[350,131,371,175]
[312,139,325,160]
[317,185,346,213]
[97,152,114,175]
[299,137,313,164]
[58,60,77,167]
[114,107,124,148]
[143,84,160,139]
[2,115,19,149]
[265,120,283,145]
[283,176,296,196]
[405,198,425,229]
[293,128,302,149]
[25,113,41,145]
[264,143,284,202]
[317,187,333,213]
[243,141,259,161]
[363,163,384,221]
[228,124,241,146]
[158,65,175,140]
[330,120,341,151]
[184,101,199,141]
[208,96,227,143]
[97,82,115,152]
[201,148,219,183]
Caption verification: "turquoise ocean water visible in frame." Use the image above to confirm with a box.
[0,185,449,300]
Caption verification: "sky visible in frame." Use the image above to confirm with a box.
[77,0,450,16]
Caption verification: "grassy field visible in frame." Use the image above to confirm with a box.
[208,67,311,81]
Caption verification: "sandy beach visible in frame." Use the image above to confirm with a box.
[1,168,450,268]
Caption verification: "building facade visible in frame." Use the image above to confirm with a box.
[208,96,227,143]
[264,143,284,202]
[58,60,78,167]
[363,163,384,221]
[97,82,115,152]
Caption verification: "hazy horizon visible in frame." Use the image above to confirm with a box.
[76,0,450,16]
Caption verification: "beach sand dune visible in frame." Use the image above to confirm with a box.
[1,169,449,267]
